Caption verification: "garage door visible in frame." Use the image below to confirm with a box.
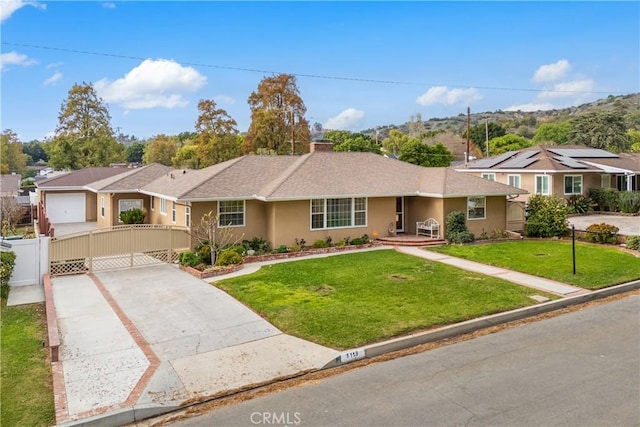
[46,193,86,223]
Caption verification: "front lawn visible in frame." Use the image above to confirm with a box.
[215,249,555,349]
[1,302,56,427]
[429,240,640,289]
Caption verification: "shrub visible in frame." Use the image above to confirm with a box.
[588,188,619,212]
[215,249,243,266]
[585,223,619,245]
[119,208,146,224]
[312,239,329,248]
[625,235,640,251]
[226,245,246,257]
[619,191,640,214]
[274,244,289,253]
[445,211,475,244]
[566,195,594,215]
[196,244,212,265]
[1,250,16,299]
[525,195,568,237]
[178,251,200,267]
[350,237,364,245]
[242,237,271,255]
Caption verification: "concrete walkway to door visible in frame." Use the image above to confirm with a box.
[50,264,339,425]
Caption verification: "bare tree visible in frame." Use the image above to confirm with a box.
[190,210,244,265]
[0,197,27,237]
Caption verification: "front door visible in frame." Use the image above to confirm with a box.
[395,197,404,232]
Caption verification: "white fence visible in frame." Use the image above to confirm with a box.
[1,235,50,286]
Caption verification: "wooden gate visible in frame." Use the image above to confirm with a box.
[49,225,190,276]
[507,201,526,232]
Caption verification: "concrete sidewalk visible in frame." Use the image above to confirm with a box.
[396,246,588,296]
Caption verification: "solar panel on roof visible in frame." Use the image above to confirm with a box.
[547,148,619,158]
[468,151,518,168]
[555,156,589,169]
[498,157,538,169]
[520,150,539,159]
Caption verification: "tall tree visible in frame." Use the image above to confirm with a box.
[382,129,417,156]
[143,134,178,166]
[399,141,454,167]
[243,74,311,155]
[0,130,28,174]
[488,134,532,155]
[569,110,631,152]
[49,82,124,169]
[325,131,381,154]
[532,121,571,145]
[407,113,426,138]
[22,140,49,165]
[173,142,199,169]
[125,142,146,164]
[194,99,241,167]
[463,122,506,154]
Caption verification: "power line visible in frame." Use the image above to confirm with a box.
[2,41,628,96]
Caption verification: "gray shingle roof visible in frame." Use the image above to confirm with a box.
[37,167,130,188]
[85,163,173,192]
[141,152,526,201]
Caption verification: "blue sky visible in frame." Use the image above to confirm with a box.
[2,1,639,142]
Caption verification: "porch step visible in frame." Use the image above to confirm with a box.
[376,236,447,247]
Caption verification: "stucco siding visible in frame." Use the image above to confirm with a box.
[442,196,507,238]
[405,197,444,235]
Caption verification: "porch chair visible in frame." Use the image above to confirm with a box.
[416,218,440,239]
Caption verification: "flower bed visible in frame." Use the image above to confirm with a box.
[179,263,243,279]
[243,242,381,263]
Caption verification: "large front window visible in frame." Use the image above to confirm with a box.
[564,175,582,195]
[467,196,486,220]
[310,197,367,229]
[218,200,245,227]
[119,199,143,222]
[535,175,550,195]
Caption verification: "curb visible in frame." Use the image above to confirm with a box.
[57,403,180,427]
[323,279,640,369]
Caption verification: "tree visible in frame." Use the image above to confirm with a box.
[49,82,124,169]
[463,122,506,154]
[382,129,416,156]
[22,140,49,165]
[532,121,571,145]
[173,143,199,169]
[568,110,631,152]
[332,133,381,154]
[525,195,568,237]
[488,134,532,155]
[143,134,178,166]
[407,113,426,138]
[0,130,27,175]
[399,141,454,167]
[193,99,241,167]
[243,74,311,154]
[628,130,640,153]
[0,197,27,236]
[191,210,243,265]
[126,142,146,164]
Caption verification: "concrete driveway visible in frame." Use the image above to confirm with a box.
[567,214,640,236]
[51,264,339,424]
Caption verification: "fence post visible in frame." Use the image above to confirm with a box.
[130,226,134,267]
[572,224,576,275]
[88,230,93,273]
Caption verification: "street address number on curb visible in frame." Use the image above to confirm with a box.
[339,348,366,364]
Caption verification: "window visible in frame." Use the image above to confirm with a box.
[218,200,245,227]
[171,201,176,223]
[151,197,155,210]
[481,173,496,181]
[600,174,610,189]
[118,199,143,222]
[508,174,521,189]
[160,198,167,215]
[310,198,367,229]
[467,196,486,220]
[185,206,190,227]
[100,196,105,217]
[564,175,582,195]
[535,175,550,195]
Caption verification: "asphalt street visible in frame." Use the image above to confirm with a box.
[163,294,640,427]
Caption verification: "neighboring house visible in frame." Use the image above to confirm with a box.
[0,174,21,197]
[84,163,172,227]
[455,145,640,203]
[37,167,131,223]
[136,143,525,247]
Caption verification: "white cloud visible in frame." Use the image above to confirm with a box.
[214,95,235,105]
[532,59,570,83]
[94,59,207,109]
[102,2,116,8]
[0,51,37,71]
[47,62,63,69]
[539,79,595,99]
[42,71,62,87]
[0,0,45,22]
[416,86,482,106]
[504,102,555,112]
[323,108,365,130]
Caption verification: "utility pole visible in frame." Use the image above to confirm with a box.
[485,119,489,157]
[466,107,470,164]
[290,110,295,155]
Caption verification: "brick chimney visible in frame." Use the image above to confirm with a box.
[309,140,334,153]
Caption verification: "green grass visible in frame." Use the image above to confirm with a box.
[215,249,556,349]
[429,240,640,289]
[1,301,56,427]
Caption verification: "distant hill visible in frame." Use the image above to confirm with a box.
[359,93,640,141]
